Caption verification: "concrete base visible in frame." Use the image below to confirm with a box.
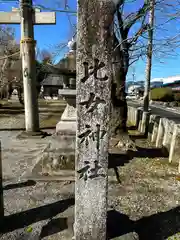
[56,121,76,135]
[56,104,76,135]
[16,130,48,139]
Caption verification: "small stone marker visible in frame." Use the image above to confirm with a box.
[75,1,114,239]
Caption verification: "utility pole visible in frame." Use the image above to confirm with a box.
[143,0,155,112]
[132,67,135,86]
[20,0,39,133]
[141,0,155,134]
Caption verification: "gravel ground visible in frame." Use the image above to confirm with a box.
[0,134,179,240]
[0,101,179,239]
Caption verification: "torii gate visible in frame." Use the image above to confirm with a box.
[0,1,56,134]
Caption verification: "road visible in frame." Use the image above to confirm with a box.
[128,100,180,124]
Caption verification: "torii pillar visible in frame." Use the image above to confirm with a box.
[0,1,56,134]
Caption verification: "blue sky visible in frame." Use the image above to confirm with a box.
[0,0,179,82]
[0,0,76,61]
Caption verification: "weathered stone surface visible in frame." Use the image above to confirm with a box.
[113,232,139,240]
[169,124,180,167]
[56,89,76,135]
[147,114,155,137]
[58,89,76,108]
[116,134,136,152]
[151,117,160,143]
[128,106,137,125]
[127,105,180,173]
[75,0,115,239]
[162,119,174,151]
[21,140,75,181]
[56,104,76,135]
[136,107,143,129]
[156,118,165,147]
[140,111,150,134]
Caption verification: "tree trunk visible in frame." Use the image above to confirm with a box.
[143,0,155,111]
[17,86,24,105]
[111,42,129,135]
[111,73,127,134]
[7,82,13,100]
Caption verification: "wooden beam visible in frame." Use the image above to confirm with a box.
[0,12,56,25]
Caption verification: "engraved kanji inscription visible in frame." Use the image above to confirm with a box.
[78,124,92,145]
[24,68,28,77]
[81,58,108,83]
[78,124,106,148]
[79,92,106,113]
[77,160,106,181]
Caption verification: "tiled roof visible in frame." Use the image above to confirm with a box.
[41,74,63,86]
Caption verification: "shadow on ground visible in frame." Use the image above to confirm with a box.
[1,199,180,240]
[108,145,168,183]
[130,146,169,158]
[39,217,68,239]
[0,198,74,236]
[3,180,36,190]
[127,126,137,131]
[107,207,180,240]
[109,146,168,169]
[129,133,147,140]
[1,199,179,239]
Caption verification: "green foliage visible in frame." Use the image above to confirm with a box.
[26,226,33,233]
[150,87,174,102]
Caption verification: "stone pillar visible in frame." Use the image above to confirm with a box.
[20,0,40,132]
[162,120,174,150]
[156,118,165,147]
[138,120,142,132]
[151,121,159,143]
[21,39,40,132]
[169,124,178,163]
[136,107,142,129]
[75,1,114,239]
[133,108,136,123]
[140,111,150,134]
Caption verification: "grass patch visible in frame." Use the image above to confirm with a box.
[0,99,66,129]
[40,112,63,129]
[128,129,140,135]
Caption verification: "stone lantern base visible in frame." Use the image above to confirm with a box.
[56,89,76,135]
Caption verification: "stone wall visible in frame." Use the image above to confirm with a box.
[127,105,180,174]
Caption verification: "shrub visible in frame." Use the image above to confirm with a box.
[150,87,174,102]
[174,92,180,102]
